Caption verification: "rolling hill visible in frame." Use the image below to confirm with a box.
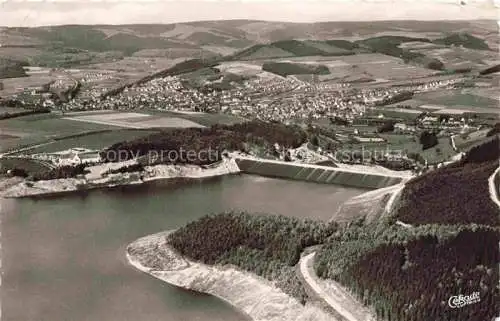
[0,20,496,69]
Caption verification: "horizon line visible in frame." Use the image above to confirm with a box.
[1,18,498,28]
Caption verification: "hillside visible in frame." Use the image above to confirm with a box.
[434,32,491,50]
[315,225,498,321]
[169,211,337,304]
[315,136,500,321]
[262,62,330,77]
[229,40,355,61]
[129,130,499,321]
[0,58,28,79]
[354,35,445,70]
[100,120,307,165]
[394,136,500,225]
[0,20,496,68]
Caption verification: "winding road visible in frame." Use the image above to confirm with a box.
[488,165,500,209]
[299,252,375,321]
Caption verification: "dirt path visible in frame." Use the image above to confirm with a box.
[488,165,500,209]
[299,252,375,321]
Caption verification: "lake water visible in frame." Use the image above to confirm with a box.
[0,174,366,321]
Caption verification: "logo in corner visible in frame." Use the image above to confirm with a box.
[448,292,481,308]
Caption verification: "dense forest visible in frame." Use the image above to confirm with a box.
[487,123,500,137]
[419,131,439,150]
[315,222,498,321]
[101,120,307,164]
[0,108,51,120]
[314,136,499,321]
[168,212,338,304]
[106,163,145,174]
[396,136,500,225]
[262,62,330,77]
[479,64,500,76]
[161,135,499,321]
[29,164,89,181]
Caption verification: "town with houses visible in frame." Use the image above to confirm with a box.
[1,65,494,174]
[0,13,499,321]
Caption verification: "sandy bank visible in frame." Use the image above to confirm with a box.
[126,231,338,321]
[330,183,405,223]
[0,158,240,198]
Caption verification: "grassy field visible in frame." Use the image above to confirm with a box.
[0,135,50,153]
[0,107,30,114]
[371,108,423,121]
[0,73,53,96]
[0,157,52,173]
[453,129,492,151]
[0,113,118,152]
[0,107,37,119]
[275,53,436,81]
[1,113,118,136]
[415,90,499,109]
[1,110,244,153]
[19,129,162,155]
[342,134,456,164]
[62,111,206,129]
[147,109,246,126]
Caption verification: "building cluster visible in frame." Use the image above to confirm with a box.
[80,72,114,84]
[11,66,467,126]
[20,148,101,167]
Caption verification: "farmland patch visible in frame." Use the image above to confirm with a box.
[21,129,162,155]
[63,112,206,128]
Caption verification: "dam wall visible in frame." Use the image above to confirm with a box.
[235,158,404,189]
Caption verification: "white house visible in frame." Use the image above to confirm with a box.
[57,153,81,166]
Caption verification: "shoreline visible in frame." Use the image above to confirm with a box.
[0,158,241,198]
[126,231,339,321]
[0,155,414,198]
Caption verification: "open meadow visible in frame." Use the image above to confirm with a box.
[0,113,119,152]
[19,129,163,155]
[146,109,246,126]
[370,107,423,121]
[410,46,500,69]
[62,111,206,128]
[0,74,53,96]
[0,109,244,154]
[414,89,499,119]
[272,53,437,81]
[340,133,456,164]
[453,129,493,151]
[0,156,53,173]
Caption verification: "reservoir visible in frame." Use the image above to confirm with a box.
[1,174,366,321]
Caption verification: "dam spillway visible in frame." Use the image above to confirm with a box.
[235,158,404,189]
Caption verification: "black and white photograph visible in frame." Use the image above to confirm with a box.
[0,1,499,321]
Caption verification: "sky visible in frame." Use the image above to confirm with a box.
[0,0,498,27]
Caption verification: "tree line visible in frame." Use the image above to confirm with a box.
[396,136,500,226]
[29,164,89,181]
[168,211,338,304]
[315,221,499,321]
[101,120,307,165]
[314,136,499,321]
